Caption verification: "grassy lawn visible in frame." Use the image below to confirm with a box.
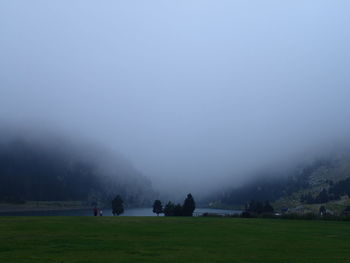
[0,217,349,263]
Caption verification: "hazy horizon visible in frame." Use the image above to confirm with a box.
[1,0,350,196]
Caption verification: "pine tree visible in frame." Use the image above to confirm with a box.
[112,195,124,216]
[174,204,183,216]
[163,201,175,216]
[152,200,163,216]
[182,193,196,216]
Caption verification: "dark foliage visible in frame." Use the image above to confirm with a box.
[0,139,102,201]
[316,189,329,203]
[329,177,350,198]
[174,204,183,216]
[182,193,196,216]
[163,201,175,216]
[164,202,183,216]
[245,200,274,215]
[0,137,155,205]
[300,187,342,204]
[112,195,124,216]
[219,159,333,205]
[241,211,253,218]
[263,200,274,213]
[152,200,163,216]
[344,206,350,212]
[163,194,196,217]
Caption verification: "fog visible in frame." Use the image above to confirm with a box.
[1,0,350,197]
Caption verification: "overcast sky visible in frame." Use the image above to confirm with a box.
[1,1,350,195]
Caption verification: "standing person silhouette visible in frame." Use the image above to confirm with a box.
[93,207,98,216]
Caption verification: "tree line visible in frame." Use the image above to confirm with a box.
[110,193,196,217]
[153,194,196,216]
[242,200,274,217]
[300,178,350,204]
[217,159,333,206]
[0,137,156,206]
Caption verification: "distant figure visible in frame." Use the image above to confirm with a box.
[99,209,103,216]
[93,207,98,216]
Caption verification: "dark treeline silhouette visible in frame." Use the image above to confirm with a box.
[242,200,274,217]
[300,188,336,204]
[301,176,350,205]
[329,177,350,198]
[153,194,196,217]
[0,139,100,202]
[300,178,350,204]
[0,135,156,206]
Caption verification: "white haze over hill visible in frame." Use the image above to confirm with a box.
[1,0,350,197]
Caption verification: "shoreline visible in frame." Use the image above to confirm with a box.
[0,202,91,213]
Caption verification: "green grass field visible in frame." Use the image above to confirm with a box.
[0,217,349,263]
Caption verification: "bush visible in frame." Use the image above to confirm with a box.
[240,211,254,218]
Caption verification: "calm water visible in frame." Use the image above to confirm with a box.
[0,207,240,216]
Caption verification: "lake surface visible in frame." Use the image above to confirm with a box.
[0,207,241,216]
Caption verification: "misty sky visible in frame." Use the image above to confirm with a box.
[1,1,350,194]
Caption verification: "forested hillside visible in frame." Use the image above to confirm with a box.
[0,132,156,206]
[213,151,350,210]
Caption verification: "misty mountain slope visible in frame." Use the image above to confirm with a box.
[214,153,350,209]
[273,156,350,211]
[0,132,156,206]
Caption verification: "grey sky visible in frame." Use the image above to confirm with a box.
[1,1,350,195]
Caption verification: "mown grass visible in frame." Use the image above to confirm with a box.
[0,217,349,263]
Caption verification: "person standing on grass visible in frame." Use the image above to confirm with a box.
[99,209,103,216]
[93,207,98,216]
